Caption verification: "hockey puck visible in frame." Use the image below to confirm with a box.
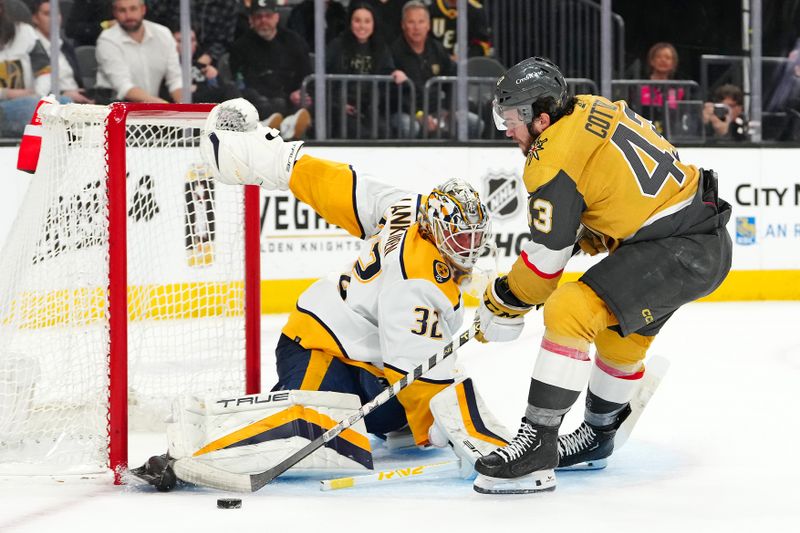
[217,498,242,509]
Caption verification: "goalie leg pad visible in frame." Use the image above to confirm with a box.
[428,378,513,478]
[166,390,373,479]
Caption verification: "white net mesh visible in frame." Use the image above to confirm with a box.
[0,104,251,475]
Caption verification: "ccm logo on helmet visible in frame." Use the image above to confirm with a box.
[516,71,541,84]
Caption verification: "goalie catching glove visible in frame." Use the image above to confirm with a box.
[200,98,304,190]
[474,275,534,343]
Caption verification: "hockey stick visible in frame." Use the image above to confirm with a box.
[614,354,670,448]
[174,325,476,492]
[318,354,673,488]
[320,460,461,491]
[556,354,671,471]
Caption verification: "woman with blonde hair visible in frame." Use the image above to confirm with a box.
[640,41,685,130]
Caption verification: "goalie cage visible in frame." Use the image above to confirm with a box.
[0,103,261,483]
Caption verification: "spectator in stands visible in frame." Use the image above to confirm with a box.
[234,0,252,41]
[230,0,311,140]
[362,0,404,46]
[391,0,481,138]
[0,0,53,136]
[326,2,406,138]
[95,0,182,103]
[767,40,800,112]
[65,0,113,47]
[703,83,748,141]
[173,27,239,104]
[145,0,237,64]
[640,41,685,132]
[287,0,346,50]
[28,0,93,103]
[429,0,491,59]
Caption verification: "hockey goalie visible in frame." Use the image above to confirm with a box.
[133,99,515,491]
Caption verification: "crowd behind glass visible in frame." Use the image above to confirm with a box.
[0,0,797,144]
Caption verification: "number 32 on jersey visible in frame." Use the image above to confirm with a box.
[410,306,442,339]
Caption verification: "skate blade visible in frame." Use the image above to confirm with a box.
[556,458,608,471]
[473,470,556,494]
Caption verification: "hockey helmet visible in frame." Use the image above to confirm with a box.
[492,57,568,130]
[420,179,491,273]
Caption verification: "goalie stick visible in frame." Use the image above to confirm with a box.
[171,324,477,492]
[318,354,671,488]
[320,460,461,491]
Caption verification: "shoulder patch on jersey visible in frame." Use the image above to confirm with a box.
[400,224,461,308]
[433,260,451,283]
[526,137,548,166]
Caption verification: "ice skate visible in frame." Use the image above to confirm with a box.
[473,418,558,494]
[557,404,631,471]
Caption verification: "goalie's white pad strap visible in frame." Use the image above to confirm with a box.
[167,390,373,477]
[429,378,513,478]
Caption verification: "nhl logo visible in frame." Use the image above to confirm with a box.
[483,170,523,220]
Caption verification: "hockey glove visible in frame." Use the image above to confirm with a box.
[200,99,303,190]
[576,225,608,256]
[474,275,534,343]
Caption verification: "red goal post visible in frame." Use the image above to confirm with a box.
[0,102,261,482]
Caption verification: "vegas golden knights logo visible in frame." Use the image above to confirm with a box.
[0,60,25,89]
[184,163,216,267]
[526,137,547,165]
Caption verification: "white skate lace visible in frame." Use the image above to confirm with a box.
[557,423,596,457]
[496,422,539,462]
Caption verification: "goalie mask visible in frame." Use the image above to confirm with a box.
[420,179,491,273]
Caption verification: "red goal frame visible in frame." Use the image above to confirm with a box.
[104,103,261,482]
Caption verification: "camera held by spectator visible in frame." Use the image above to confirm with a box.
[703,84,748,141]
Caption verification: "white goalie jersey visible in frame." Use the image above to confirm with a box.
[280,155,465,444]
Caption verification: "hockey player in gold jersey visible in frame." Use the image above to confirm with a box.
[472,58,732,494]
[198,98,514,480]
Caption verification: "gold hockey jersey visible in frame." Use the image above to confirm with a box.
[281,156,464,445]
[508,94,709,305]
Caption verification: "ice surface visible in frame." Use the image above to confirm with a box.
[1,302,798,532]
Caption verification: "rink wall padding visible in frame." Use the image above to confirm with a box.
[1,145,798,314]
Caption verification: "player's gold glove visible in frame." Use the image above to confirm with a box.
[576,225,608,256]
[474,276,534,343]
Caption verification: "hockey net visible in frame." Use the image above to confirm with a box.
[0,103,261,479]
